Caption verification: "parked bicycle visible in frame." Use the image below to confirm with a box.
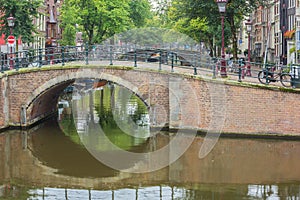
[257,65,292,87]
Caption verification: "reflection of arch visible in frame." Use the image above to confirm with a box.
[24,70,150,125]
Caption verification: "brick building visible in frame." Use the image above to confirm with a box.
[247,0,300,65]
[1,0,63,51]
[44,0,63,48]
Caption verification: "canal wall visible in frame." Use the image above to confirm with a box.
[0,65,300,136]
[0,76,9,128]
[167,76,300,136]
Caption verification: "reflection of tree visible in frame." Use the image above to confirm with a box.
[128,96,149,125]
[94,87,118,129]
[59,115,84,146]
[94,84,149,128]
[113,85,148,125]
[93,84,150,150]
[58,83,150,151]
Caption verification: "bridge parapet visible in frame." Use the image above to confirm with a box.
[2,44,300,88]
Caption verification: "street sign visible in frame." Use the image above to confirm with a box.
[7,35,15,45]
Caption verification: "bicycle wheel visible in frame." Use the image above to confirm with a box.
[258,71,270,84]
[280,73,292,87]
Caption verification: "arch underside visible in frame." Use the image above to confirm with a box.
[24,71,150,126]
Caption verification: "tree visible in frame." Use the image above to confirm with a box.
[60,0,153,45]
[165,0,268,59]
[60,0,78,46]
[95,0,132,42]
[119,27,164,46]
[151,0,172,26]
[129,0,152,28]
[60,25,76,46]
[0,0,42,44]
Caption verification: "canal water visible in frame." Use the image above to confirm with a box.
[1,83,300,199]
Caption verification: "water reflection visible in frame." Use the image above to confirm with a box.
[0,83,300,199]
[70,83,150,150]
[1,127,300,199]
[30,120,119,178]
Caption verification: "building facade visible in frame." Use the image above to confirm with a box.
[1,0,63,51]
[45,0,63,48]
[29,5,47,50]
[249,0,299,65]
[238,0,300,66]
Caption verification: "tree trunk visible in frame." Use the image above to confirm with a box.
[228,16,238,60]
[88,29,94,45]
[208,38,214,57]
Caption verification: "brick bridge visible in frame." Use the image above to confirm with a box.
[1,62,300,136]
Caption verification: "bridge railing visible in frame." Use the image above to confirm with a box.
[0,44,299,87]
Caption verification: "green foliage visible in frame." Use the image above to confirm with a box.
[129,0,152,27]
[145,15,164,27]
[160,0,267,58]
[173,17,208,44]
[120,27,163,46]
[117,27,197,48]
[60,0,153,45]
[59,0,78,45]
[290,46,295,54]
[0,0,42,44]
[60,25,76,46]
[152,0,172,26]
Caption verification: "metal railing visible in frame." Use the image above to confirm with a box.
[1,44,299,88]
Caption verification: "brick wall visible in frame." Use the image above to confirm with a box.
[182,80,300,136]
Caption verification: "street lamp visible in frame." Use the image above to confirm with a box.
[7,15,15,33]
[245,19,252,76]
[216,0,228,78]
[7,14,15,70]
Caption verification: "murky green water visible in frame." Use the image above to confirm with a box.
[1,83,300,199]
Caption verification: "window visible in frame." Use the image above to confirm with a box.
[289,14,295,30]
[274,3,279,16]
[289,0,295,8]
[275,33,279,57]
[256,28,262,42]
[51,28,56,38]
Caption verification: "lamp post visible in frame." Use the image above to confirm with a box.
[7,15,15,70]
[245,19,252,76]
[216,0,228,78]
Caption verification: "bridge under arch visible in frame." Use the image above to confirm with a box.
[1,65,300,137]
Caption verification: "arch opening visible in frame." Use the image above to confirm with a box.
[23,71,152,128]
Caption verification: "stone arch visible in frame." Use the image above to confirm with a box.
[23,69,151,126]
